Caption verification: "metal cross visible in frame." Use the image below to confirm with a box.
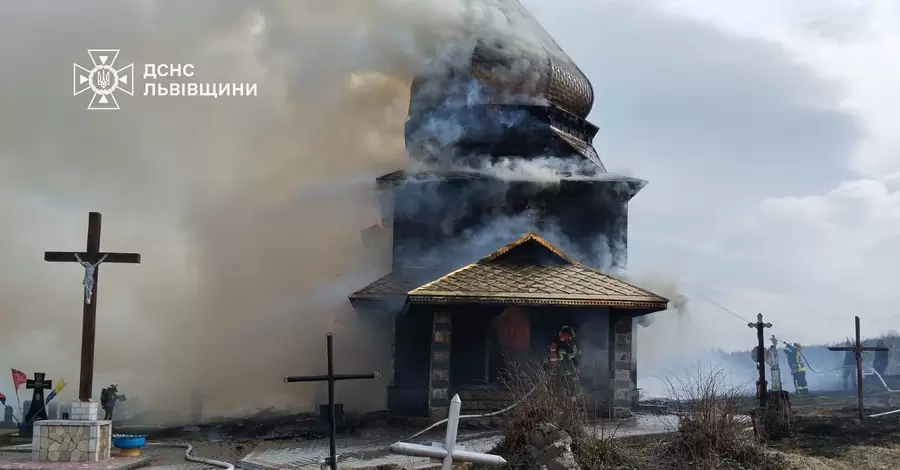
[748,313,773,408]
[44,212,141,402]
[827,316,889,419]
[390,394,507,470]
[283,333,381,470]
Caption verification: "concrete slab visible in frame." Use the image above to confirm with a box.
[141,465,215,470]
[237,413,681,470]
[0,456,151,470]
[238,431,501,470]
[0,446,30,454]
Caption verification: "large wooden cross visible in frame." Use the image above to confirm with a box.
[827,316,888,419]
[283,333,381,470]
[44,212,141,402]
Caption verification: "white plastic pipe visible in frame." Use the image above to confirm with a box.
[451,449,507,465]
[443,395,461,470]
[389,442,447,459]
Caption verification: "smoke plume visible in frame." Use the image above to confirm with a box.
[0,0,547,418]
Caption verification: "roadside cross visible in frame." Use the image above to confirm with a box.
[827,316,888,419]
[389,394,507,470]
[44,212,141,402]
[283,333,381,470]
[748,313,773,408]
[24,373,52,423]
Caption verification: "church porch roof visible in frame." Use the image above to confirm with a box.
[406,233,668,310]
[349,233,669,312]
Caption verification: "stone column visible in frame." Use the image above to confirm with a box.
[610,314,634,418]
[390,314,398,386]
[429,311,452,421]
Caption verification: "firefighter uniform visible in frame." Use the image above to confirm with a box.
[547,325,580,379]
[784,343,809,395]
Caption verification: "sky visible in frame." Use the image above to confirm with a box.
[519,0,900,356]
[0,0,897,413]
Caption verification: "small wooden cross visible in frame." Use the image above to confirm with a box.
[827,316,888,419]
[44,212,141,402]
[283,333,381,470]
[390,394,507,469]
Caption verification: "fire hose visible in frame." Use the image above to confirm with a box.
[792,352,900,418]
[145,442,234,470]
[402,382,540,441]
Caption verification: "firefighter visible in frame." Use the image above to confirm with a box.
[783,343,809,395]
[547,325,580,379]
[842,346,857,390]
[873,340,890,377]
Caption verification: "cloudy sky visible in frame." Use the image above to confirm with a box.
[0,0,897,409]
[522,0,900,354]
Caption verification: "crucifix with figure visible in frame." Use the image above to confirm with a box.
[827,316,888,420]
[44,212,141,403]
[284,333,381,470]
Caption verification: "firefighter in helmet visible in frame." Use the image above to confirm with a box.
[783,343,809,395]
[547,325,580,378]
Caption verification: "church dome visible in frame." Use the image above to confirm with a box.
[408,0,594,119]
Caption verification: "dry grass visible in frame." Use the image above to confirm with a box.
[657,365,784,470]
[493,360,637,469]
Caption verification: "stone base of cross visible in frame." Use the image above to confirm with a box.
[389,394,506,470]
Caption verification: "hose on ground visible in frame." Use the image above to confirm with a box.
[862,367,900,393]
[145,442,234,470]
[796,349,844,374]
[402,382,540,442]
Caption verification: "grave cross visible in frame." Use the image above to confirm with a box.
[44,212,141,401]
[24,373,52,423]
[827,316,888,419]
[283,333,381,470]
[748,313,773,408]
[390,394,507,470]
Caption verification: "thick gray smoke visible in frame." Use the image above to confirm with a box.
[0,0,696,418]
[0,0,552,418]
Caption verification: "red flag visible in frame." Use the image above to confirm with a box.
[0,392,6,405]
[11,369,27,391]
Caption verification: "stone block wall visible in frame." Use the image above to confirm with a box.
[610,315,634,418]
[390,315,397,386]
[32,420,111,462]
[428,311,452,421]
[69,401,100,421]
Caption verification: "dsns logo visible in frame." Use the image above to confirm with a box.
[73,49,134,110]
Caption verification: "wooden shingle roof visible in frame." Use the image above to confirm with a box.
[405,233,669,309]
[349,233,669,311]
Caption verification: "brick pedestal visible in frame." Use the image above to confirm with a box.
[31,419,111,462]
[610,315,634,418]
[69,401,100,421]
[428,311,452,422]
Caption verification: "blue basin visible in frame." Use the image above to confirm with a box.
[111,434,146,449]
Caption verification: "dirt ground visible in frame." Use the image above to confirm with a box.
[762,393,900,470]
[638,392,900,470]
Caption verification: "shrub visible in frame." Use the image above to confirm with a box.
[494,360,636,469]
[660,365,783,469]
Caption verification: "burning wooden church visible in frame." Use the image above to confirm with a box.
[350,0,669,421]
